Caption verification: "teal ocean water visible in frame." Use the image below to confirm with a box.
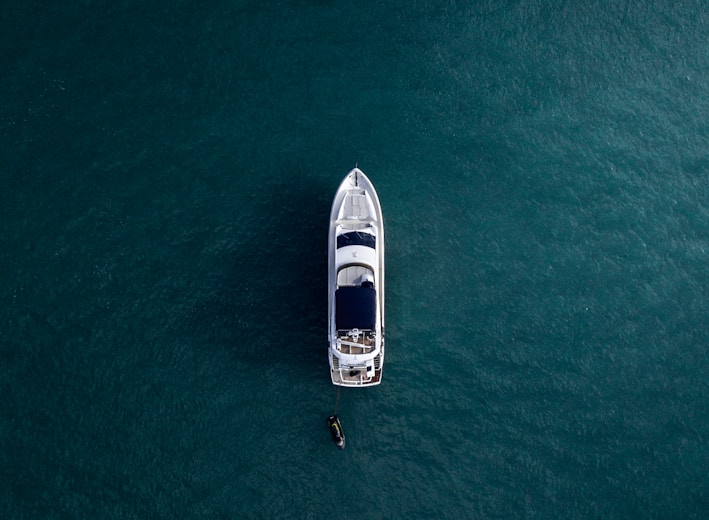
[2,1,708,517]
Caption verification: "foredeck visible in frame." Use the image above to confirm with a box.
[342,190,370,221]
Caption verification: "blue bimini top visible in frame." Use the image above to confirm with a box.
[335,286,376,330]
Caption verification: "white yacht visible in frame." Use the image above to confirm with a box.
[328,168,385,386]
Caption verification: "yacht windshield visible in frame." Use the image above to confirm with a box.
[337,231,375,249]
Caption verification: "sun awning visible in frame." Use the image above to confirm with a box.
[335,286,376,330]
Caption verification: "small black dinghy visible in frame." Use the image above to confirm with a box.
[327,415,345,449]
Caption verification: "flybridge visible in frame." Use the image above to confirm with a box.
[335,286,376,331]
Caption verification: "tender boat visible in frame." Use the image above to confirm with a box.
[328,168,385,386]
[327,415,346,449]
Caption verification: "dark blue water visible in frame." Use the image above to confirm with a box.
[2,1,708,518]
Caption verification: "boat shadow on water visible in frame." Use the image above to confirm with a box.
[183,174,332,382]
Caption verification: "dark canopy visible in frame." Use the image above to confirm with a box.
[335,286,376,330]
[337,232,376,249]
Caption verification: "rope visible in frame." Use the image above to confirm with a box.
[333,385,342,416]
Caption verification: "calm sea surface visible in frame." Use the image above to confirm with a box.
[2,1,708,518]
